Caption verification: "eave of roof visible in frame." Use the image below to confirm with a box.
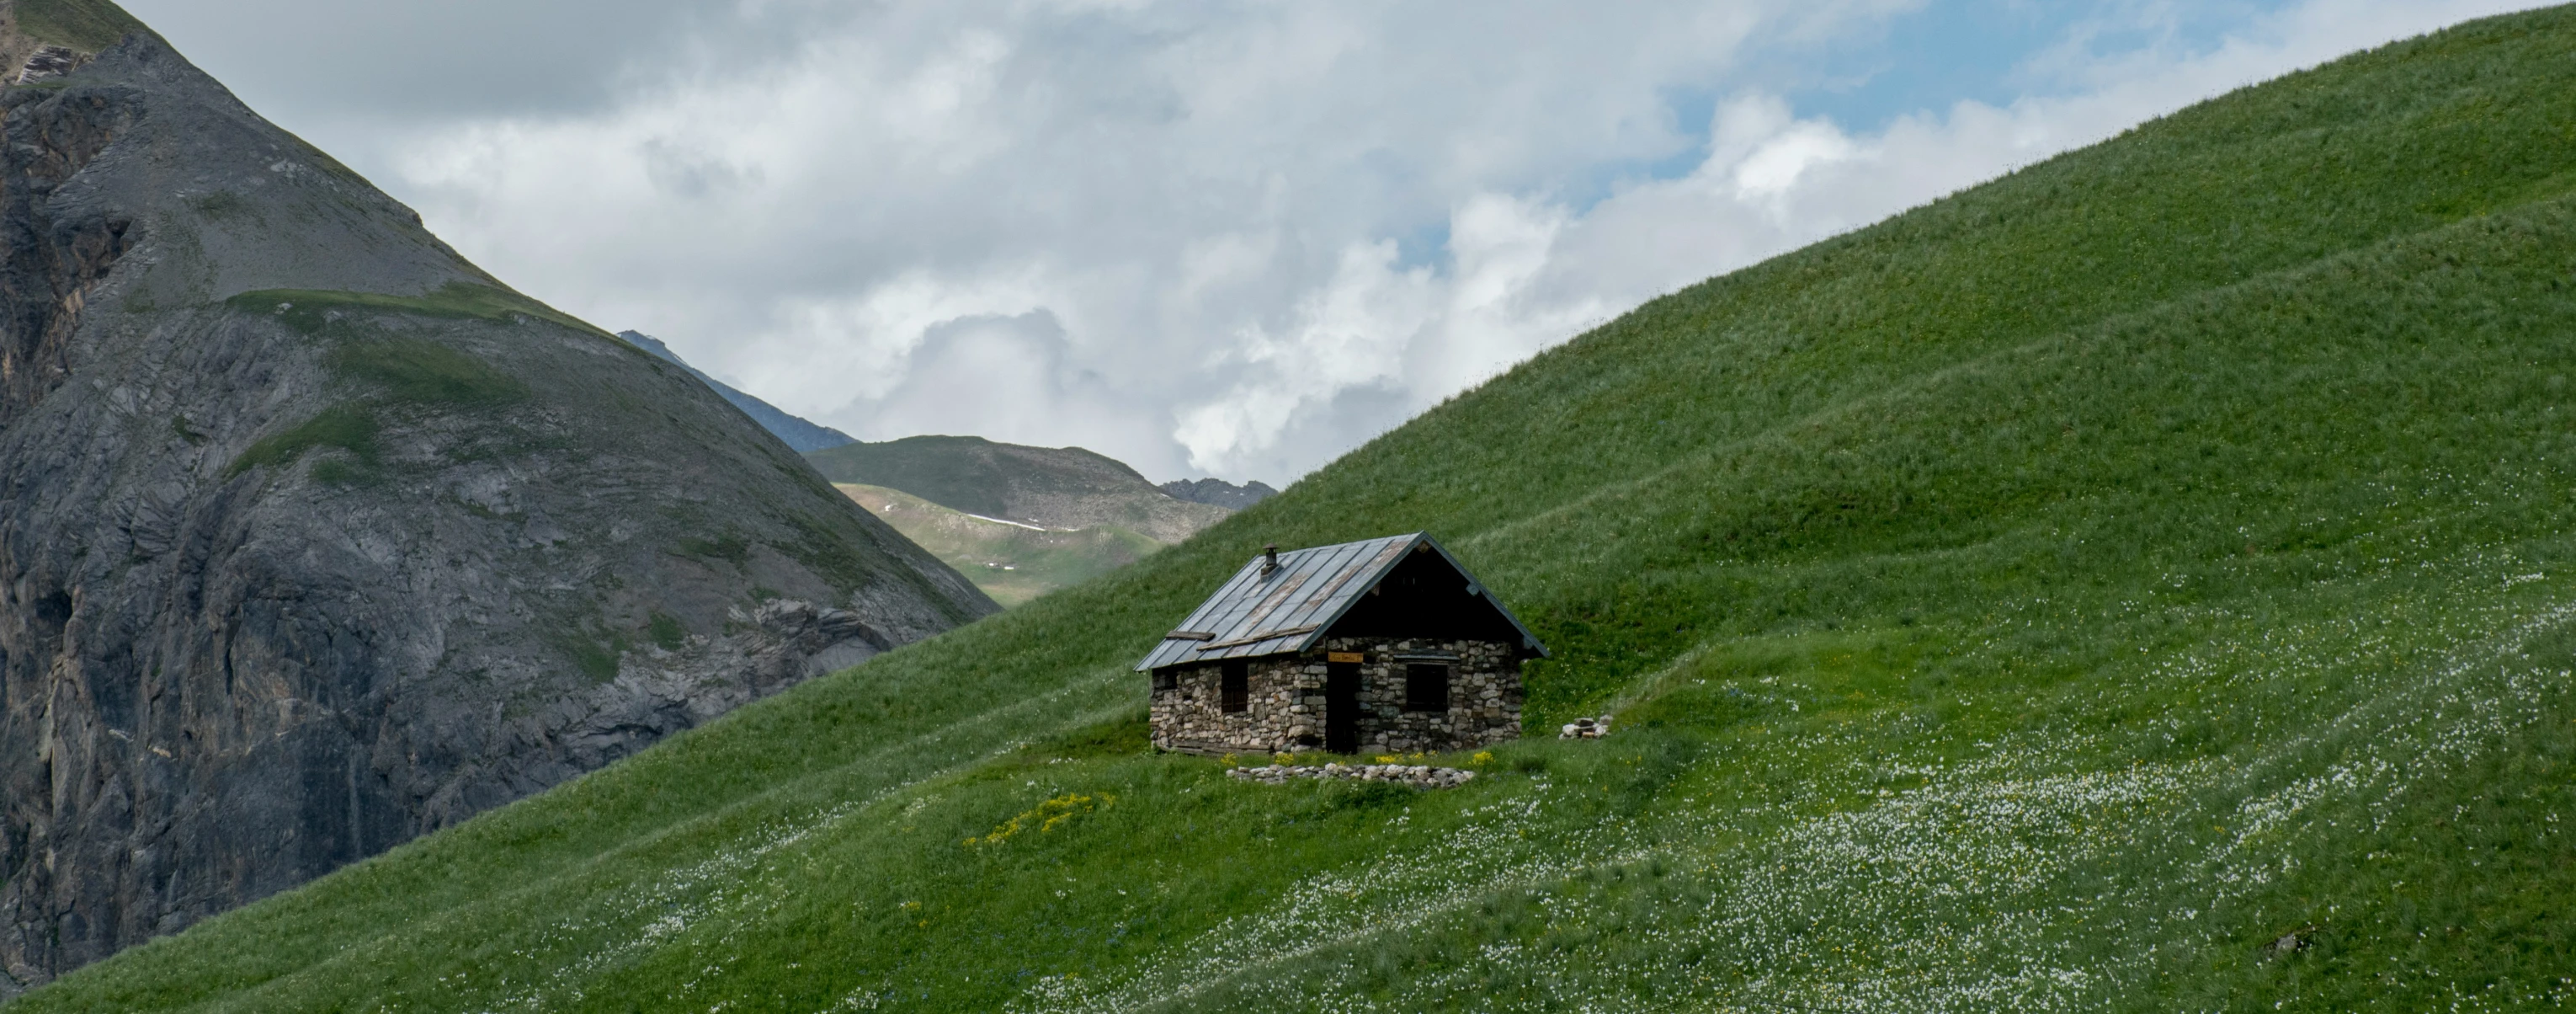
[1134,532,1546,671]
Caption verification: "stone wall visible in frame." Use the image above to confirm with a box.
[1148,638,1522,755]
[1328,637,1522,753]
[1149,654,1311,755]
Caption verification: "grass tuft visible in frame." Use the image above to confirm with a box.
[14,0,150,54]
[326,339,527,407]
[673,532,750,567]
[224,403,377,478]
[647,612,685,652]
[227,281,615,341]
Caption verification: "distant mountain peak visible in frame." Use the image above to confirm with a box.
[1160,477,1277,510]
[615,330,855,453]
[805,434,1226,544]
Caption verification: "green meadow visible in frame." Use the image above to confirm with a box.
[19,7,2576,1011]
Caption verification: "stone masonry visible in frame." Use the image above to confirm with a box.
[1149,637,1522,755]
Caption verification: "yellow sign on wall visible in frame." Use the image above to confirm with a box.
[1328,652,1365,664]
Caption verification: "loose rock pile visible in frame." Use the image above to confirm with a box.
[1559,715,1614,739]
[1227,763,1478,788]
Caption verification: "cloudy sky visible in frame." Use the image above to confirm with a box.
[122,0,2553,486]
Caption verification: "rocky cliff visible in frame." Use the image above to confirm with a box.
[1158,477,1276,510]
[0,6,998,993]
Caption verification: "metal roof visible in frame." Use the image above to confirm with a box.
[1135,532,1546,671]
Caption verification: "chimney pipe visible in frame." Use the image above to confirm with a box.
[1261,544,1280,575]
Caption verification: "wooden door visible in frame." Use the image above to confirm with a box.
[1326,661,1360,754]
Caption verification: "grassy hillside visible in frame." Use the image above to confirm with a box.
[12,0,149,53]
[805,435,1230,542]
[838,483,1166,606]
[20,7,2576,1011]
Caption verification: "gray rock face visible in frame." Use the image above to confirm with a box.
[11,45,74,85]
[0,31,998,992]
[1158,478,1277,510]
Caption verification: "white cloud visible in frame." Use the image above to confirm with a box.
[126,0,2558,484]
[1163,0,2555,479]
[362,0,1837,483]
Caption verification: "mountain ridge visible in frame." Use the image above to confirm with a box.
[804,434,1230,543]
[1158,476,1276,509]
[618,329,1276,513]
[603,334,1259,604]
[834,483,1166,606]
[0,11,995,993]
[615,329,856,453]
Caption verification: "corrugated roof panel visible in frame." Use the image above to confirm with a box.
[1169,566,1253,632]
[1268,541,1387,638]
[1261,542,1356,629]
[1133,531,1556,671]
[1184,537,1366,664]
[1214,558,1303,635]
[1139,532,1449,670]
[1138,554,1269,670]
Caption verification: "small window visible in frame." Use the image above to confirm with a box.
[1221,660,1249,713]
[1152,670,1176,692]
[1404,664,1450,712]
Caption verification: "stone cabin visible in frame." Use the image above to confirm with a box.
[1137,533,1547,755]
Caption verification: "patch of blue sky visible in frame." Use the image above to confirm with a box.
[1535,0,2301,221]
[1392,219,1453,275]
[1796,2,2290,126]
